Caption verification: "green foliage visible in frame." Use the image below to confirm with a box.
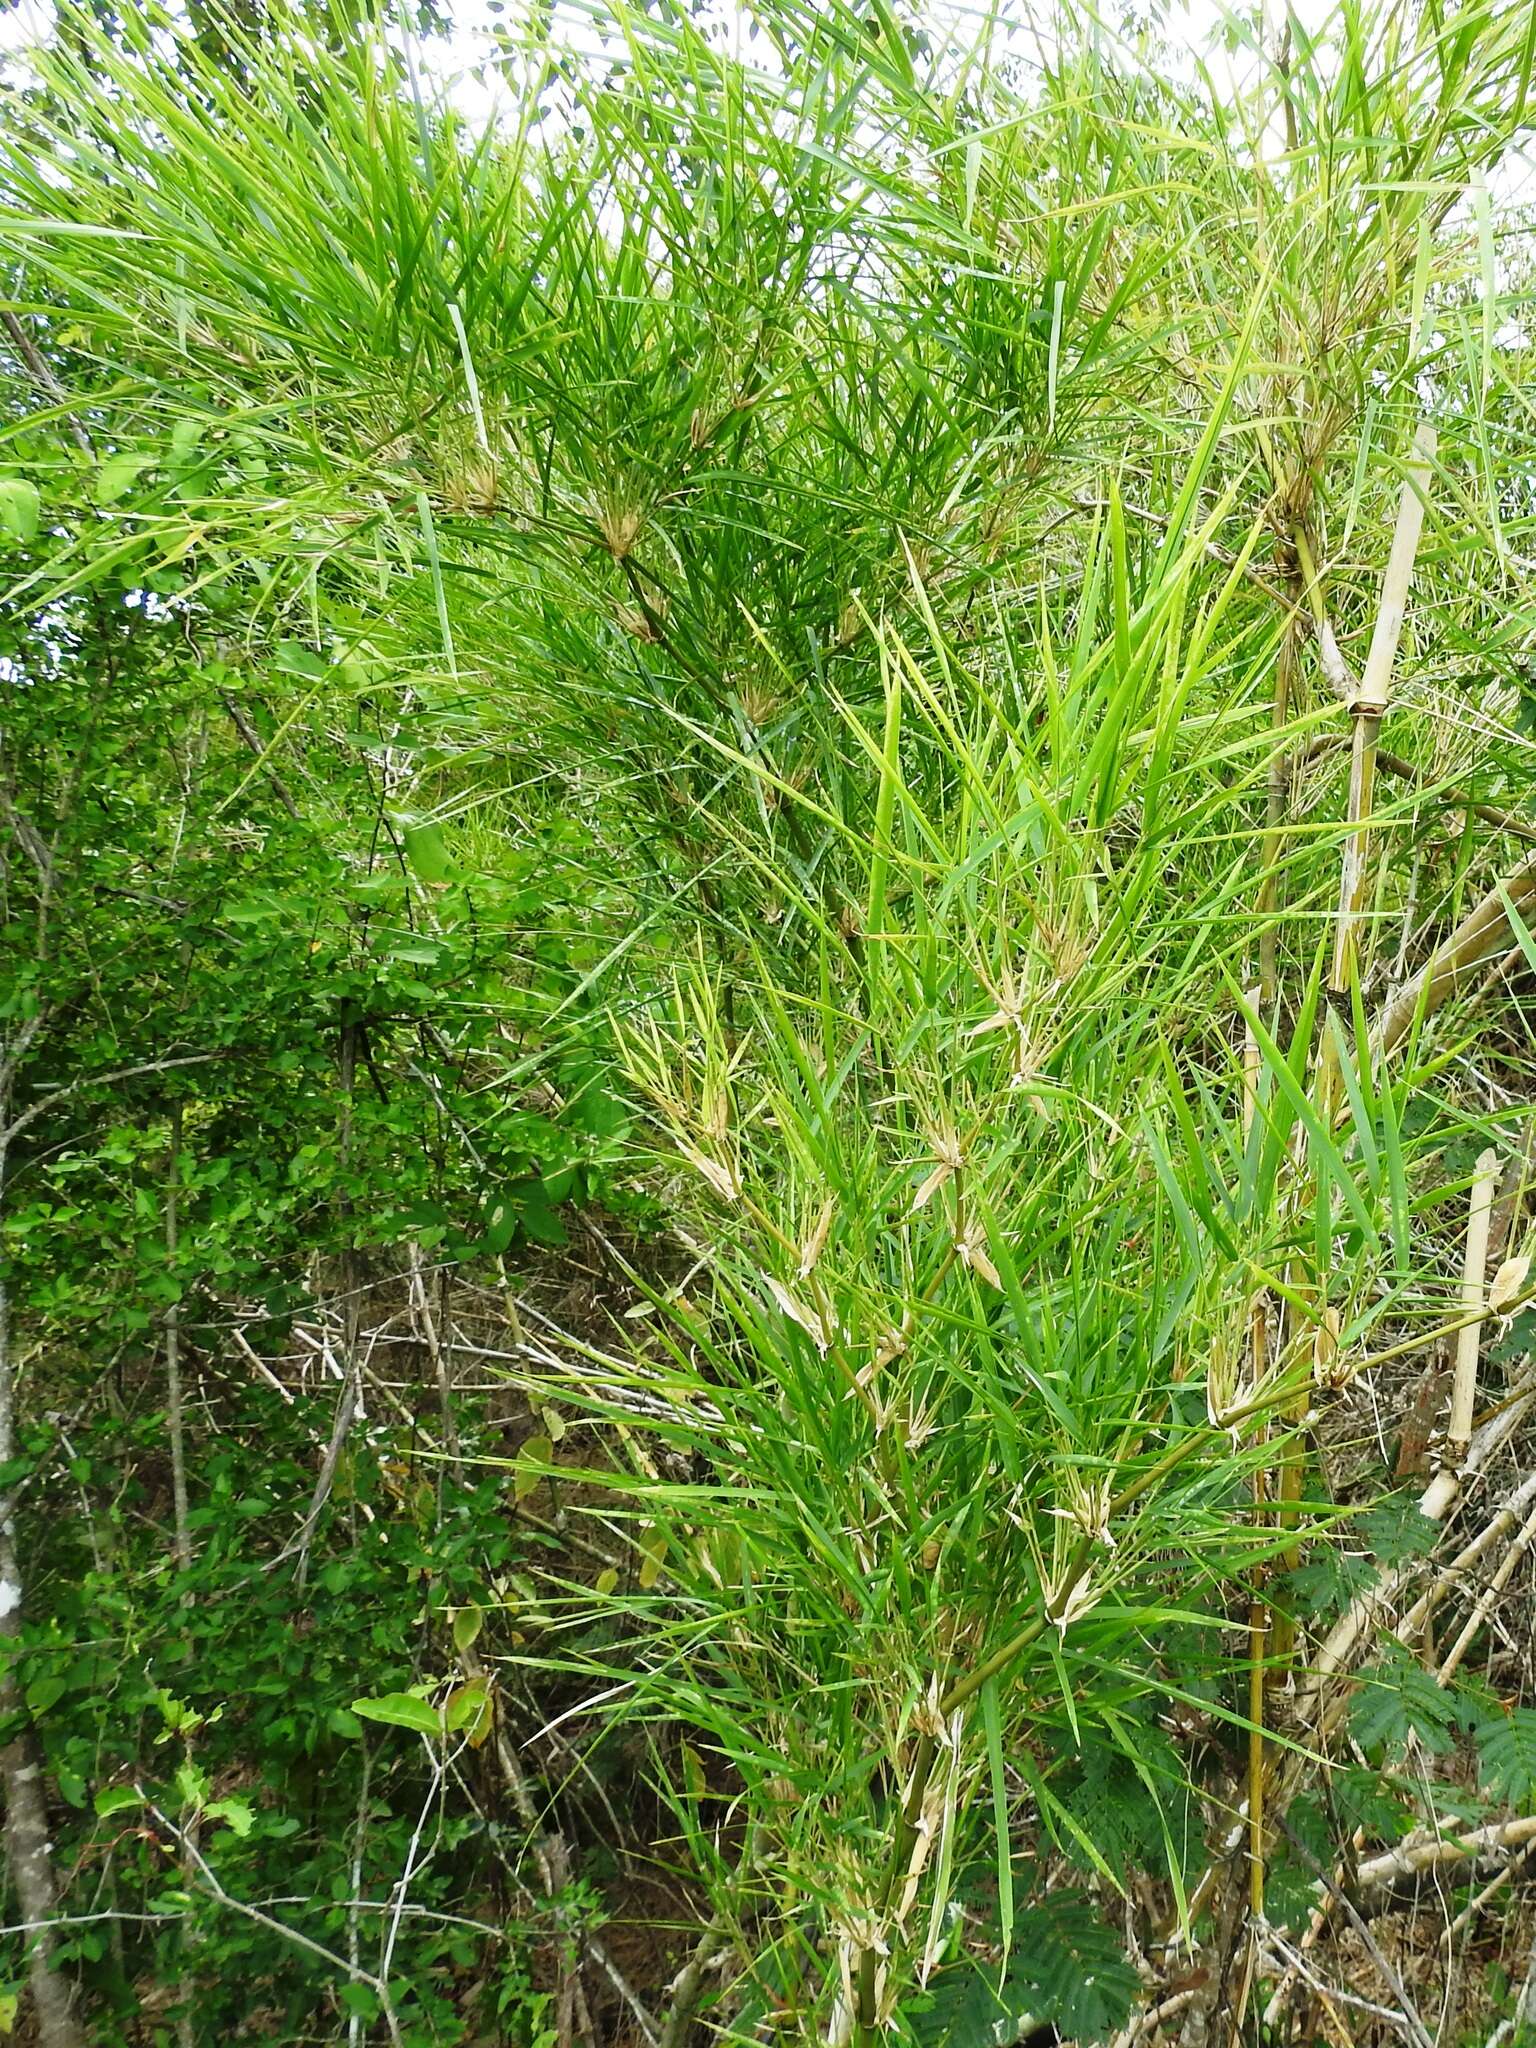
[3,1384,580,2043]
[913,1895,1140,2047]
[1263,1794,1337,1933]
[1287,1496,1438,1615]
[0,472,39,540]
[1476,1709,1536,1808]
[1351,1643,1465,1757]
[1055,1719,1190,1882]
[1331,1762,1423,1851]
[1361,1498,1444,1567]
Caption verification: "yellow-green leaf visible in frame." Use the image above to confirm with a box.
[445,1678,493,1747]
[513,1435,553,1504]
[681,1742,707,1803]
[637,1526,666,1590]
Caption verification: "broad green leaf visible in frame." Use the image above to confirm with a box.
[94,1786,144,1819]
[351,1693,440,1738]
[204,1795,255,1836]
[445,1678,493,1746]
[637,1526,666,1590]
[97,452,154,504]
[513,1435,553,1504]
[399,819,454,885]
[0,477,40,542]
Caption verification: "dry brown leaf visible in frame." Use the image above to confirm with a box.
[798,1196,836,1276]
[956,1234,1002,1289]
[1488,1254,1531,1315]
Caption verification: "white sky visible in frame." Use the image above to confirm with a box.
[427,0,1333,130]
[423,0,1522,211]
[0,0,1342,99]
[1,0,1529,199]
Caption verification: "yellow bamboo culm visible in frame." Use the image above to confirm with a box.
[1247,1563,1267,1917]
[1244,990,1269,1919]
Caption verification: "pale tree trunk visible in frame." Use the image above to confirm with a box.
[2,599,83,2045]
[0,1134,85,2048]
[164,1101,198,2048]
[165,1102,191,1578]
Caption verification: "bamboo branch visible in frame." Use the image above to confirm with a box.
[1260,589,1301,1008]
[1245,1084,1271,1917]
[658,1917,735,2048]
[1305,738,1536,848]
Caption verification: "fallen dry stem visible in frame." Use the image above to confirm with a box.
[1355,1815,1536,1891]
[1434,1492,1536,1690]
[1450,1150,1497,1465]
[1374,851,1536,1059]
[1274,1816,1435,2048]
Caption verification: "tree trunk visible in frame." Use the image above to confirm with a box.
[0,1141,85,2048]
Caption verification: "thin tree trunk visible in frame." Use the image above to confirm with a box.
[166,1102,191,1576]
[408,1241,460,1480]
[164,1101,199,2048]
[0,1135,85,2048]
[293,1018,364,1592]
